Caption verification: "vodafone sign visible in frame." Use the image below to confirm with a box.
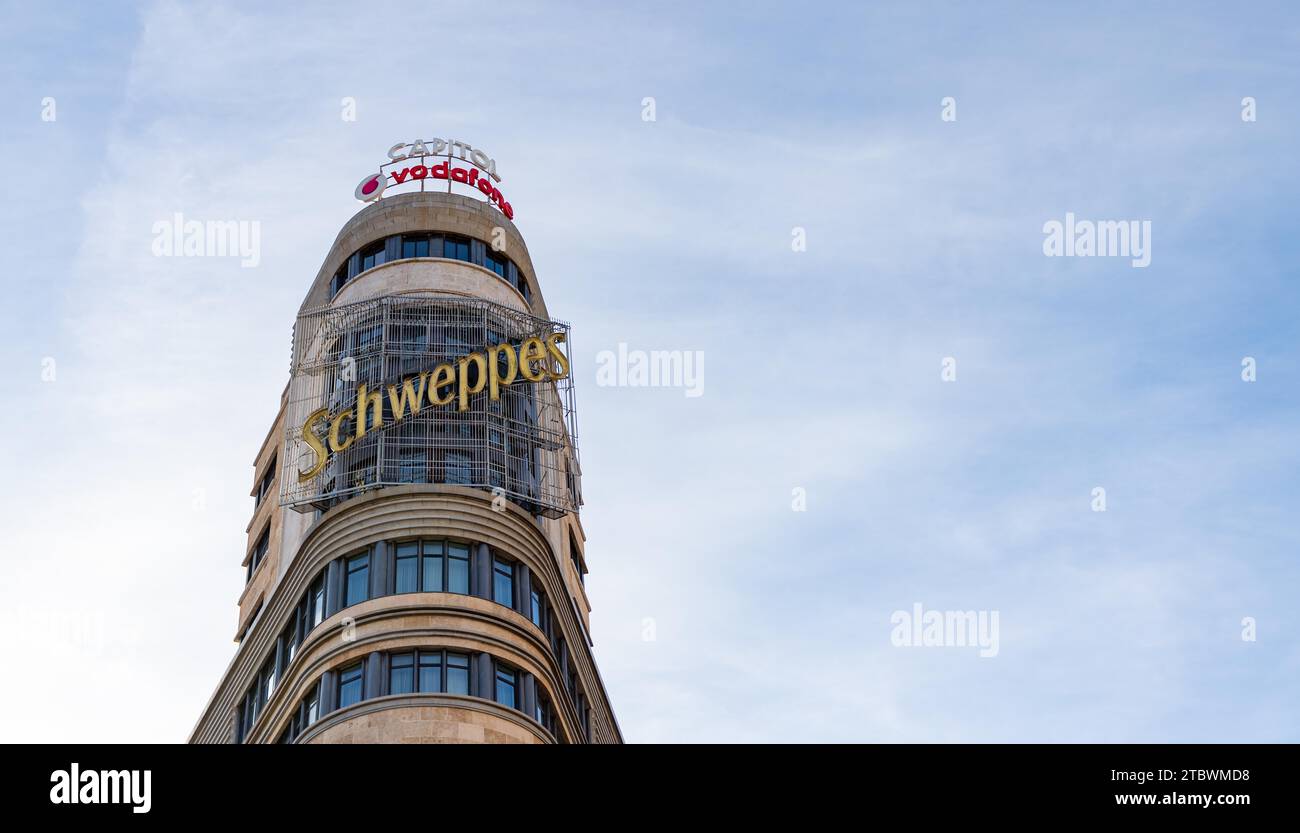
[354,138,514,220]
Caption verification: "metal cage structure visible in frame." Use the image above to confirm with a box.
[281,294,581,518]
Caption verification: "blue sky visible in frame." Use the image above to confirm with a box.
[0,1,1296,742]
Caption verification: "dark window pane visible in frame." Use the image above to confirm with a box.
[418,652,441,693]
[397,448,426,484]
[261,658,277,705]
[390,652,414,695]
[445,451,472,485]
[305,685,319,725]
[446,653,469,695]
[447,543,470,594]
[311,577,326,627]
[395,542,418,593]
[444,237,470,262]
[495,665,516,709]
[535,690,550,729]
[493,557,513,606]
[421,540,443,592]
[401,236,429,259]
[530,590,542,627]
[345,553,370,607]
[338,663,364,709]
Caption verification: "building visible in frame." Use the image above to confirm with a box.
[189,146,621,744]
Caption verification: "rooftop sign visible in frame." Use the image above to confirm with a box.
[354,138,514,219]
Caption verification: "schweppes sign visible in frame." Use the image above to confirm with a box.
[297,332,569,482]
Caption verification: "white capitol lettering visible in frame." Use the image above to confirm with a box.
[387,139,501,182]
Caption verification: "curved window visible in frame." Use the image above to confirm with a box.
[530,587,548,632]
[443,234,470,262]
[389,652,415,695]
[387,539,473,596]
[395,542,419,594]
[345,552,370,607]
[446,652,471,695]
[485,250,507,279]
[236,535,567,742]
[359,241,385,272]
[493,556,514,607]
[310,573,325,628]
[246,525,269,584]
[401,235,430,259]
[268,648,564,743]
[421,540,443,592]
[448,543,471,594]
[338,662,364,709]
[329,231,530,301]
[494,663,517,709]
[535,688,554,736]
[418,652,441,692]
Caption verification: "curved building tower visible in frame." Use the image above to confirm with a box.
[190,148,620,744]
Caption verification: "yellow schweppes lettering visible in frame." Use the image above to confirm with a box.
[296,333,569,482]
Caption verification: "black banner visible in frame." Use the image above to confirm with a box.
[8,743,1281,819]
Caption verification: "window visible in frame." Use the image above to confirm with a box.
[485,250,507,278]
[530,588,547,632]
[569,531,585,586]
[390,539,472,597]
[493,556,514,607]
[445,450,472,485]
[303,682,319,725]
[255,457,276,507]
[345,552,370,607]
[489,430,506,490]
[359,241,385,272]
[260,656,277,708]
[401,234,430,259]
[334,232,525,301]
[246,526,270,583]
[354,322,382,354]
[287,650,538,735]
[338,662,364,709]
[240,686,257,741]
[310,573,326,627]
[447,543,470,594]
[281,616,299,668]
[446,652,470,695]
[389,652,414,695]
[282,679,321,744]
[494,663,517,709]
[535,688,553,732]
[395,542,419,594]
[418,652,442,692]
[396,447,427,484]
[442,235,470,262]
[421,540,443,592]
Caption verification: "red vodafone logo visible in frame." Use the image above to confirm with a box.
[354,139,514,219]
[354,173,386,202]
[386,162,514,220]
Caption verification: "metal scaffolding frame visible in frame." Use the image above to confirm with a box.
[281,294,581,518]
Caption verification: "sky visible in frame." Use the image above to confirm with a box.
[0,0,1297,743]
